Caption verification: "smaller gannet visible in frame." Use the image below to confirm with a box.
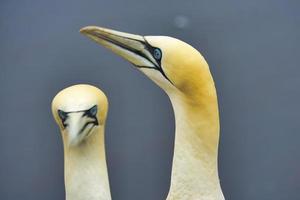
[51,84,111,200]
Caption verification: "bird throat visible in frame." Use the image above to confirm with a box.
[63,127,111,200]
[166,91,225,200]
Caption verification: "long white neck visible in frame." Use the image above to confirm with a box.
[63,126,111,200]
[166,89,225,200]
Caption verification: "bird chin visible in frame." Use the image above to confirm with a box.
[140,68,176,93]
[68,137,83,147]
[67,127,97,147]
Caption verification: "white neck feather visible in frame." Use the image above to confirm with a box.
[166,92,225,200]
[63,127,111,200]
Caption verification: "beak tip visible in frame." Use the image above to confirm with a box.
[79,26,99,35]
[79,26,90,35]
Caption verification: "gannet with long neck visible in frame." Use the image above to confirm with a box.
[80,26,225,200]
[52,84,111,200]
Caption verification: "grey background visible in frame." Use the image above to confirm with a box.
[0,0,299,199]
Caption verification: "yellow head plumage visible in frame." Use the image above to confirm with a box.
[79,27,216,101]
[144,36,216,98]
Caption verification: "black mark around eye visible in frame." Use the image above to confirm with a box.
[153,48,162,60]
[84,105,98,118]
[58,110,68,128]
[81,105,99,130]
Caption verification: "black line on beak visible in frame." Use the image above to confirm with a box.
[78,121,98,135]
[87,31,173,84]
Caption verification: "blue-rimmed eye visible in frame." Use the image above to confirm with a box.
[86,105,97,117]
[153,48,162,60]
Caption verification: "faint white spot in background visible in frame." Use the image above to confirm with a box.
[173,15,190,29]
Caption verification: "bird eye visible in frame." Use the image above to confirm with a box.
[86,105,97,117]
[153,48,162,60]
[58,110,68,121]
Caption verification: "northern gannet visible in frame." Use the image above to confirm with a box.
[51,84,111,200]
[80,26,225,200]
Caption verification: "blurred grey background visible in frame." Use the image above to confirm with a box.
[0,0,299,199]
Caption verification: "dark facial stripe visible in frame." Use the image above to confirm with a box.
[78,120,98,135]
[84,123,96,138]
[58,110,68,128]
[139,38,173,84]
[78,105,99,135]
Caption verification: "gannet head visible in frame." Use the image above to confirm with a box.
[51,84,108,147]
[80,26,213,96]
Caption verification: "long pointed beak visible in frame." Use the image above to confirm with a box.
[80,26,158,69]
[66,114,81,146]
[64,113,84,146]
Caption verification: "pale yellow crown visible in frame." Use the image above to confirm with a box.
[51,84,108,146]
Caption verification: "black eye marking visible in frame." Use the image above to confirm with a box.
[58,110,68,128]
[153,48,162,60]
[83,105,98,118]
[79,105,99,135]
[141,39,173,84]
[143,41,162,66]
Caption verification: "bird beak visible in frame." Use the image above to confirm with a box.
[63,112,97,147]
[79,26,159,70]
[65,113,83,146]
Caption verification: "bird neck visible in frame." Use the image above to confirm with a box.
[63,126,111,200]
[166,85,224,200]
